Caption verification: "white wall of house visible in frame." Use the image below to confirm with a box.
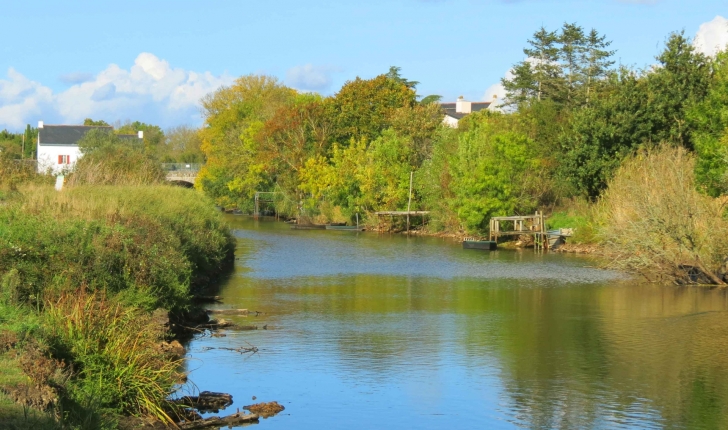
[443,115,459,128]
[37,144,82,174]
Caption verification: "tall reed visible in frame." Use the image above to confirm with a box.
[42,290,184,425]
[600,146,728,284]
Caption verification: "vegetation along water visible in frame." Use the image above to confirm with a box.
[2,21,728,429]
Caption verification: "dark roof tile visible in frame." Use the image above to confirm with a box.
[39,125,112,145]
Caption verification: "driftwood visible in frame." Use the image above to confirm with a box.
[201,345,258,354]
[195,319,238,330]
[172,391,232,413]
[178,412,259,429]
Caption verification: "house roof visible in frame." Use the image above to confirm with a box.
[39,125,113,145]
[444,112,468,120]
[440,101,492,120]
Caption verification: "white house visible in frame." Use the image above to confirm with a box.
[36,121,142,174]
[440,96,497,128]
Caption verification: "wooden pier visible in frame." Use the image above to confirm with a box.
[489,211,549,250]
[374,211,430,234]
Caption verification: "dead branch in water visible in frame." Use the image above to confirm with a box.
[172,391,233,413]
[178,411,259,429]
[201,341,259,355]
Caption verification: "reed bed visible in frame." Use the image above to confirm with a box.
[600,146,728,284]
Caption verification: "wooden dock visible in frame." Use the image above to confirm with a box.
[489,211,550,250]
[374,211,430,234]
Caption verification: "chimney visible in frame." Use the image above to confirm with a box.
[138,130,144,139]
[455,96,471,114]
[38,121,44,129]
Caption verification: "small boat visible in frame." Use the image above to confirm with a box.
[462,238,497,251]
[290,224,327,230]
[325,225,365,231]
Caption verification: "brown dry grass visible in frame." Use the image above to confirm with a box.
[599,146,728,284]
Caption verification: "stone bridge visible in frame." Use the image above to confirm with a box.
[163,163,201,186]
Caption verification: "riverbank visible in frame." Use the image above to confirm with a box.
[0,184,235,429]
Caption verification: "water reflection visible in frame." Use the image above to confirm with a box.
[186,217,728,429]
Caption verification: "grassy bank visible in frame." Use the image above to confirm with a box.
[537,146,728,285]
[0,182,235,429]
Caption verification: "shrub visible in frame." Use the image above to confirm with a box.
[42,290,184,426]
[67,129,166,186]
[599,146,728,284]
[546,199,600,244]
[0,185,234,311]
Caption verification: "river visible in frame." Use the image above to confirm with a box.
[185,216,728,429]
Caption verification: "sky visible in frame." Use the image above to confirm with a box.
[0,0,727,131]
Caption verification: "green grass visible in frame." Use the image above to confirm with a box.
[0,183,234,428]
[547,208,600,245]
[0,184,234,312]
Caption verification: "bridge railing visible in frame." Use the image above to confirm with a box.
[161,163,202,172]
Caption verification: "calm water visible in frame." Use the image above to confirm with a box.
[185,216,728,429]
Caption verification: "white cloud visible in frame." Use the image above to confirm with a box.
[694,16,728,57]
[286,64,337,91]
[0,68,53,129]
[483,80,507,105]
[91,82,117,101]
[59,72,93,84]
[0,53,233,131]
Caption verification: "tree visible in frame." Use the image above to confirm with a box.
[330,74,417,143]
[257,94,334,196]
[161,126,205,163]
[559,23,586,106]
[503,25,615,109]
[647,31,712,150]
[689,51,728,196]
[197,75,296,206]
[559,68,651,198]
[117,121,164,154]
[83,118,110,126]
[523,27,562,102]
[502,61,538,106]
[582,29,615,105]
[385,66,419,90]
[420,95,443,105]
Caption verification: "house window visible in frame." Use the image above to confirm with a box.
[58,155,70,165]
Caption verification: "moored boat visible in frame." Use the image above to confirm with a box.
[462,238,497,251]
[290,224,327,230]
[325,225,365,231]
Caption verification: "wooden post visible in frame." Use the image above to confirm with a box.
[406,171,413,236]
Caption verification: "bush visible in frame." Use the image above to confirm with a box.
[0,156,50,197]
[546,199,600,244]
[0,185,234,312]
[67,129,166,186]
[599,146,728,284]
[42,290,184,425]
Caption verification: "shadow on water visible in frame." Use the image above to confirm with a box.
[186,216,728,430]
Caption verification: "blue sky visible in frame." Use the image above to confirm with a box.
[0,0,726,131]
